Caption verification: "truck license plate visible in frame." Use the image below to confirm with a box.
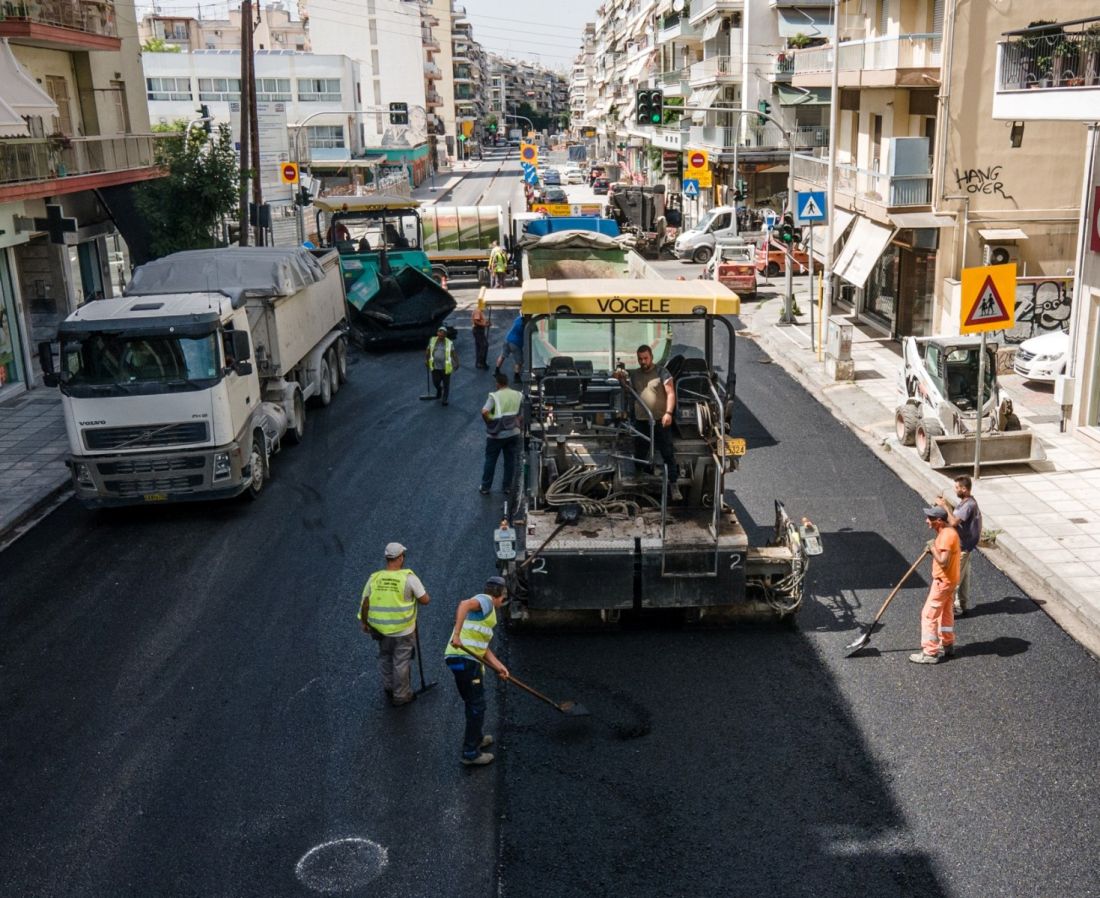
[143,492,168,502]
[725,438,747,457]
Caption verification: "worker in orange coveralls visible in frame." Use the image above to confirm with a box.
[910,505,960,664]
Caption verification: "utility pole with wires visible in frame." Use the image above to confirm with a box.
[248,1,264,245]
[237,0,252,246]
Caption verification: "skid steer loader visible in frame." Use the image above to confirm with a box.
[894,336,1045,470]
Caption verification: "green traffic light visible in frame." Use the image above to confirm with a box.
[650,112,661,124]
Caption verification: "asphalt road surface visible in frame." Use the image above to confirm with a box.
[1,238,1098,896]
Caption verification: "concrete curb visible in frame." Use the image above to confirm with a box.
[0,476,72,551]
[743,298,1100,659]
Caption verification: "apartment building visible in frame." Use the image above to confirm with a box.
[990,15,1100,444]
[488,54,569,137]
[0,2,160,397]
[138,3,309,53]
[790,0,1082,341]
[452,7,489,154]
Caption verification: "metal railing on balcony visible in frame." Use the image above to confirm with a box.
[688,0,741,24]
[998,18,1100,89]
[689,53,742,82]
[689,124,829,151]
[775,55,795,77]
[0,0,118,36]
[793,153,932,207]
[794,33,942,75]
[0,134,157,186]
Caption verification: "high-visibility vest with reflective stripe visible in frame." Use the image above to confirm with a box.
[427,336,454,374]
[490,247,507,272]
[361,568,417,635]
[485,387,522,437]
[444,596,498,663]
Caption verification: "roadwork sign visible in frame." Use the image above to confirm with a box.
[961,263,1016,333]
[686,149,708,172]
[279,162,299,184]
[520,143,538,166]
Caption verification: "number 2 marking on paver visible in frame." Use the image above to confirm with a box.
[530,557,547,574]
[730,554,742,569]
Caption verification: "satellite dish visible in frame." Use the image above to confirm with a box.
[672,0,685,11]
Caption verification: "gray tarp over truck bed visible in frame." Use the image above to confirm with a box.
[520,230,663,281]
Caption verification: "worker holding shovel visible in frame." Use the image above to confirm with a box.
[444,576,510,767]
[910,506,960,665]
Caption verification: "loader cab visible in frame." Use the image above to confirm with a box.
[916,339,996,412]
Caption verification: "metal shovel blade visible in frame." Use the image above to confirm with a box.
[844,627,876,657]
[558,700,590,718]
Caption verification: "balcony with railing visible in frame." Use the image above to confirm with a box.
[688,52,743,86]
[0,134,161,201]
[792,33,942,87]
[992,17,1100,121]
[659,67,690,97]
[0,0,121,50]
[687,0,742,27]
[792,153,932,209]
[657,11,701,44]
[773,53,795,80]
[424,61,441,80]
[688,123,829,153]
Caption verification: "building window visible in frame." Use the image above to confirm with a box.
[297,78,342,102]
[306,125,345,149]
[198,77,242,101]
[255,78,291,102]
[146,77,192,102]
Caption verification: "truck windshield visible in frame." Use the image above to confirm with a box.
[326,212,421,252]
[60,331,221,397]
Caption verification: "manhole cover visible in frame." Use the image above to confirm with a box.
[295,837,388,894]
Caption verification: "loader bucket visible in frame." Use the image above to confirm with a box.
[929,432,1046,470]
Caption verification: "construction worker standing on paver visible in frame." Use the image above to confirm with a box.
[935,475,982,617]
[480,371,523,498]
[495,313,525,385]
[444,576,510,766]
[359,542,431,706]
[488,240,508,289]
[910,506,960,665]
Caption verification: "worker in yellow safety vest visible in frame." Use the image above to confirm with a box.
[488,240,508,288]
[359,542,431,707]
[444,575,510,766]
[426,325,458,405]
[480,371,523,502]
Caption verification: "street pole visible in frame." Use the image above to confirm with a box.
[808,223,815,351]
[237,0,252,247]
[246,2,263,246]
[820,0,841,358]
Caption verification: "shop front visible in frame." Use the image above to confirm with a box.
[0,249,28,397]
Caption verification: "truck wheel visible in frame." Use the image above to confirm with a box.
[246,435,267,500]
[335,337,349,384]
[284,389,306,445]
[692,246,713,264]
[915,420,943,462]
[766,261,781,278]
[895,404,918,446]
[326,348,340,396]
[317,357,333,407]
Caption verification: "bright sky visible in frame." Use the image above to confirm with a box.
[463,0,597,71]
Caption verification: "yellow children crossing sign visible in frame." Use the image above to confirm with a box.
[960,263,1016,334]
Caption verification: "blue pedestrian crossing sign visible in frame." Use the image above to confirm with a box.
[683,179,699,198]
[796,190,827,224]
[764,210,777,230]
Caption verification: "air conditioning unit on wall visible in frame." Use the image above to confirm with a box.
[985,243,1019,266]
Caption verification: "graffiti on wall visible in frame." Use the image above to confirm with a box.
[954,165,1015,201]
[994,279,1072,344]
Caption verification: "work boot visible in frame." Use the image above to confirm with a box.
[942,644,956,658]
[908,652,943,664]
[953,600,965,616]
[479,485,490,495]
[479,734,494,749]
[461,752,495,766]
[670,484,684,502]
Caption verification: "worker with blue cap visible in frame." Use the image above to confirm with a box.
[444,575,511,766]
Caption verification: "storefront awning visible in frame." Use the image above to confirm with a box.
[834,216,896,289]
[776,85,830,106]
[0,95,29,137]
[0,39,59,119]
[811,207,855,262]
[977,227,1029,241]
[889,212,954,229]
[624,50,656,83]
[689,85,720,122]
[701,16,723,41]
[776,8,835,40]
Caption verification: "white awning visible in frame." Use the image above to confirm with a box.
[0,40,59,119]
[977,227,1028,241]
[890,212,954,229]
[0,95,30,137]
[701,16,723,41]
[689,85,720,122]
[624,50,656,83]
[834,216,896,289]
[776,8,835,40]
[811,207,855,262]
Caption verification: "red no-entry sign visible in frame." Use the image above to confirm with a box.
[280,162,299,184]
[687,150,708,171]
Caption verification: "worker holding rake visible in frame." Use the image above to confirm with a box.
[910,506,960,665]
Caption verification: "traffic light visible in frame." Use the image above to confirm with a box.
[635,89,664,126]
[757,98,772,125]
[488,122,497,132]
[388,102,409,125]
[780,212,795,244]
[199,103,212,135]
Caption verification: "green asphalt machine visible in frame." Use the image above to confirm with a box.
[482,277,822,625]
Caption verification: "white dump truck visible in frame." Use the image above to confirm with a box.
[39,247,349,506]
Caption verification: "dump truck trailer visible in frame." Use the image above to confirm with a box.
[420,204,506,284]
[480,279,820,624]
[519,229,663,283]
[39,248,348,506]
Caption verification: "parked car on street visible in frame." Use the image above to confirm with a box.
[565,168,586,184]
[1013,329,1070,383]
[542,187,568,204]
[592,177,610,195]
[542,169,562,186]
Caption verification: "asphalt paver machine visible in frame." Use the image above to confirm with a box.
[483,278,821,625]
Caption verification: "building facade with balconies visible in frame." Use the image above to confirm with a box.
[138,4,309,53]
[0,0,160,397]
[790,0,1083,341]
[991,16,1100,444]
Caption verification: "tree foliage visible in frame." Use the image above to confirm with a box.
[141,38,181,53]
[136,125,240,258]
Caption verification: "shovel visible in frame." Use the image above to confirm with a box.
[844,548,929,657]
[503,672,590,718]
[414,627,438,695]
[418,367,437,401]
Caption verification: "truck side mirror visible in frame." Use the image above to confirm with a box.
[231,330,252,363]
[38,341,59,386]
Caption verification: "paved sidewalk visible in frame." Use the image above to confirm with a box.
[741,293,1100,658]
[0,389,70,544]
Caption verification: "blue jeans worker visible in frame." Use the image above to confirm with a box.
[495,313,525,385]
[359,542,431,706]
[444,576,511,766]
[480,371,524,498]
